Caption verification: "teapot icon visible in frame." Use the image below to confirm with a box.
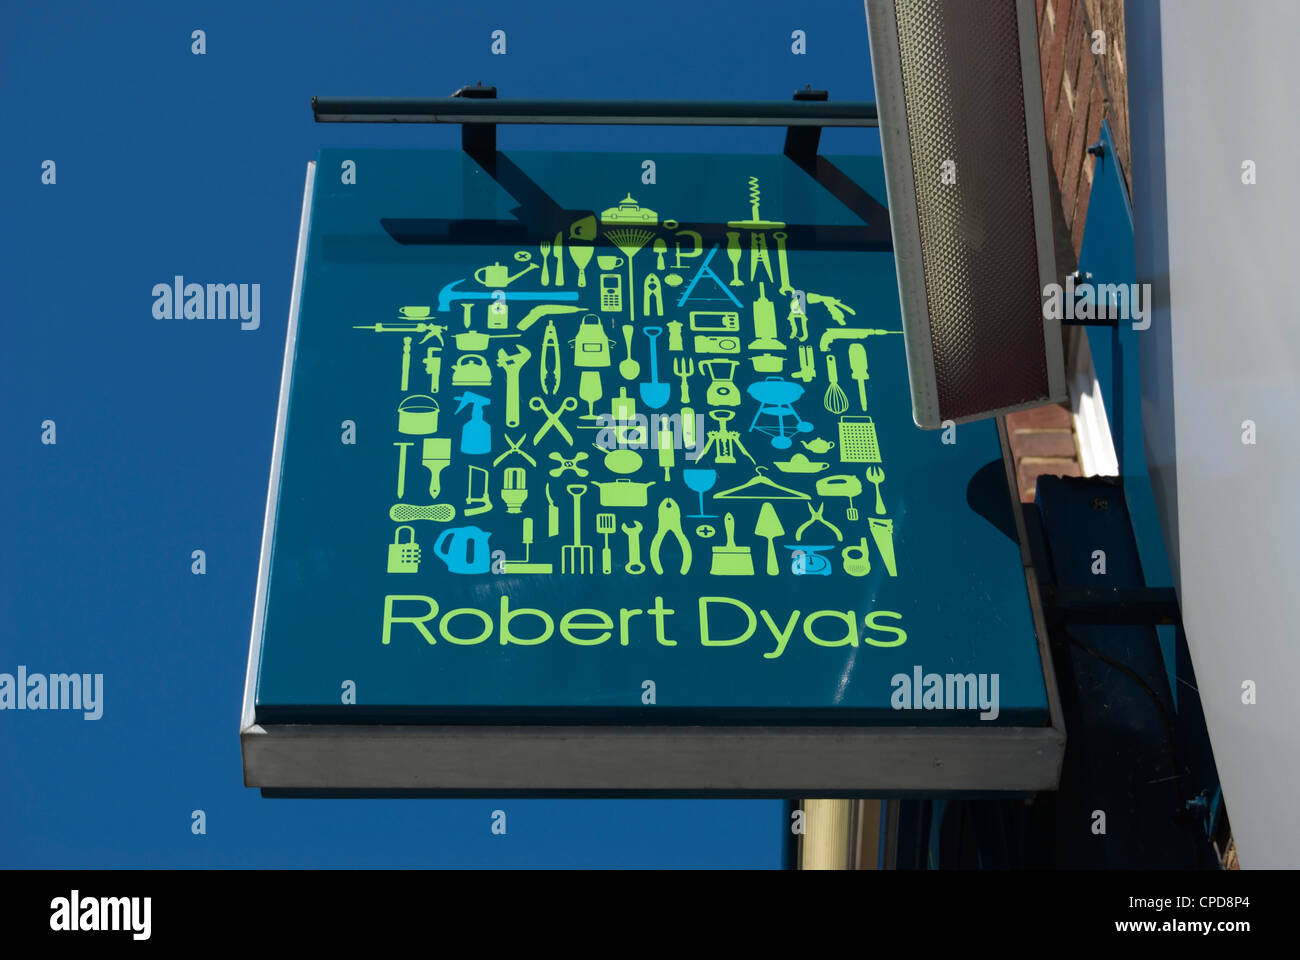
[801,438,836,454]
[474,261,539,287]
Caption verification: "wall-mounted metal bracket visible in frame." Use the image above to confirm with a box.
[452,83,498,160]
[1040,584,1182,626]
[784,86,830,162]
[1059,270,1122,327]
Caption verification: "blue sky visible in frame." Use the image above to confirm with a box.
[1,0,879,867]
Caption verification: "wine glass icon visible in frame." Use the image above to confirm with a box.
[683,468,717,518]
[579,371,603,420]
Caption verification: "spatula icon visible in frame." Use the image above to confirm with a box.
[754,502,785,575]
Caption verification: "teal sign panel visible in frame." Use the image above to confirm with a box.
[253,148,1047,725]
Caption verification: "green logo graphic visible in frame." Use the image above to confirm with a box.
[358,179,906,581]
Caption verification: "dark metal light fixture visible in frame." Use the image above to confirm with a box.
[865,0,1065,428]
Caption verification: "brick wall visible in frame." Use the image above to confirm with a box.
[1005,0,1130,502]
[1041,0,1131,250]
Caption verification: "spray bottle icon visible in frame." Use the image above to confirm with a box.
[453,392,492,455]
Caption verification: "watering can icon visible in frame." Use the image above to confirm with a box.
[474,261,539,287]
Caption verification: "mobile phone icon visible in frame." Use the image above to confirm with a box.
[600,274,622,312]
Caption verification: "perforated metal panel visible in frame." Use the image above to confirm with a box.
[866,0,1065,427]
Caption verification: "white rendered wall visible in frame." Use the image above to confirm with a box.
[1128,0,1300,867]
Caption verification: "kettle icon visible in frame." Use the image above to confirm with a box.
[431,526,492,574]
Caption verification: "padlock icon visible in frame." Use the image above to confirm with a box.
[387,525,421,573]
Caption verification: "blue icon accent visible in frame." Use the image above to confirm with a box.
[638,326,670,410]
[786,544,833,576]
[676,243,743,309]
[748,377,814,450]
[432,526,492,574]
[454,391,492,455]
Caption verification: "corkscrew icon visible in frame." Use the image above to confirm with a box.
[727,176,786,230]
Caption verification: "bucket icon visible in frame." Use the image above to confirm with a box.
[397,395,439,435]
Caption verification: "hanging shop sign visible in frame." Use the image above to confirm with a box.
[241,149,1062,793]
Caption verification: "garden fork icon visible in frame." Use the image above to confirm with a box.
[672,357,695,403]
[865,465,887,515]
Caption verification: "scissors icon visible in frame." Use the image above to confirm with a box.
[529,396,577,446]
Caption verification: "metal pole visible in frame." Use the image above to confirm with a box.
[798,799,855,869]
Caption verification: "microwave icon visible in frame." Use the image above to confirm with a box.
[689,311,740,332]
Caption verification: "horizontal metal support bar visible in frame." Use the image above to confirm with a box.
[1041,585,1182,625]
[311,96,879,127]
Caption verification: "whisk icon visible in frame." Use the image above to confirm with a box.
[823,355,850,414]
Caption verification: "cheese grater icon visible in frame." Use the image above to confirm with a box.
[838,416,881,463]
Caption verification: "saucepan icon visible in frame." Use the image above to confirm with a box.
[452,331,520,351]
[590,478,656,507]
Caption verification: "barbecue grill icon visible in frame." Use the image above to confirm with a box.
[747,377,815,449]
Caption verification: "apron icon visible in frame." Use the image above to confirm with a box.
[571,314,614,367]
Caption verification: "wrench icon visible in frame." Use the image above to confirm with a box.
[621,521,645,575]
[496,345,532,428]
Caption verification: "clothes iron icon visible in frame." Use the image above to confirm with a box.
[569,214,598,241]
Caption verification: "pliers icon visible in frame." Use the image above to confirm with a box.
[795,501,843,542]
[650,497,692,574]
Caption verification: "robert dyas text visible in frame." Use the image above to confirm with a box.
[380,594,907,659]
